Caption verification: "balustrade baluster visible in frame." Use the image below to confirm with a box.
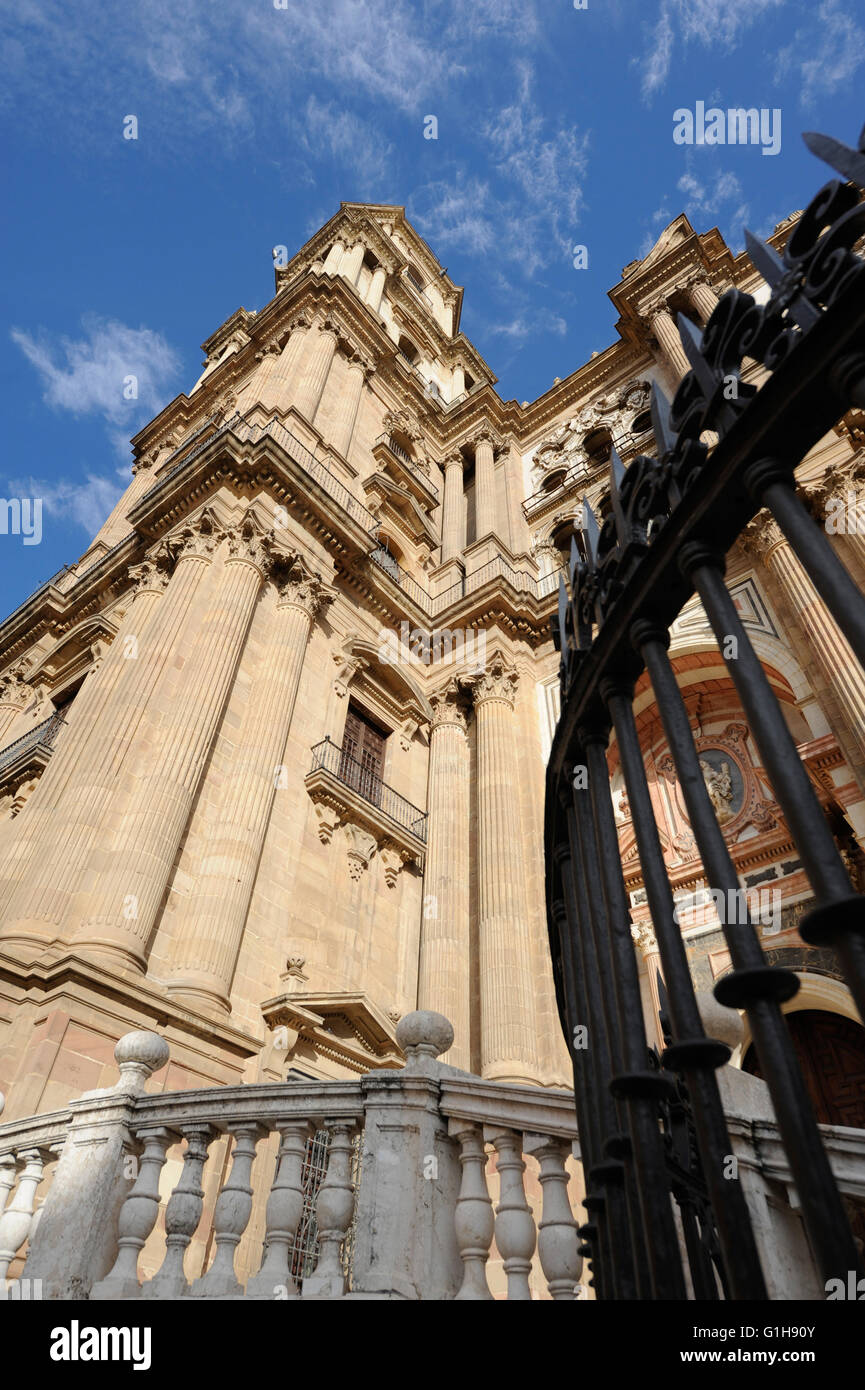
[247,1120,313,1299]
[449,1120,494,1300]
[91,1126,176,1299]
[143,1125,215,1300]
[0,1147,44,1280]
[301,1121,356,1298]
[0,1152,17,1216]
[524,1133,581,1300]
[190,1122,265,1299]
[486,1128,536,1300]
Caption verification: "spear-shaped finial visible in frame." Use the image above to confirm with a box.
[609,446,628,547]
[802,128,865,187]
[650,380,676,461]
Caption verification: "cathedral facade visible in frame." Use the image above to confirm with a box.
[1,201,864,1132]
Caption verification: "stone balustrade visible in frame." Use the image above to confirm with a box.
[2,1014,862,1300]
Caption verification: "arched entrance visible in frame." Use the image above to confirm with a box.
[743,1008,865,1129]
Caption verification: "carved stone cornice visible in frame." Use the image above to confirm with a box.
[465,650,518,709]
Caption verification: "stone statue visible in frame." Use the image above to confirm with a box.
[700,758,734,823]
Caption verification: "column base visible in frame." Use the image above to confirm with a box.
[165,978,232,1017]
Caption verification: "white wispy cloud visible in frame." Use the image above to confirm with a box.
[489,311,568,341]
[775,0,865,105]
[5,470,128,535]
[640,163,749,254]
[10,316,181,431]
[638,0,785,100]
[300,96,394,191]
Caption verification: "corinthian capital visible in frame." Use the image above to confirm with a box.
[740,510,785,560]
[429,679,468,733]
[465,650,518,709]
[470,425,504,456]
[630,922,658,957]
[273,554,333,619]
[0,662,33,708]
[175,506,226,562]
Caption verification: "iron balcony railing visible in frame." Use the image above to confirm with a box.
[308,736,428,843]
[0,711,66,775]
[372,434,440,501]
[545,113,865,1301]
[368,546,430,610]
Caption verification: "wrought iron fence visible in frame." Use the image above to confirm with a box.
[546,116,865,1300]
[308,736,428,842]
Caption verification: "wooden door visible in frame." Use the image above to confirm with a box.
[340,707,385,806]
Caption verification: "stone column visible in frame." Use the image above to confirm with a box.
[165,556,331,1012]
[452,364,465,398]
[808,455,865,583]
[631,921,664,1051]
[467,652,539,1081]
[255,316,311,415]
[339,241,365,285]
[645,300,690,382]
[418,682,471,1067]
[329,353,370,460]
[293,318,339,423]
[65,518,271,971]
[744,512,865,793]
[473,428,501,541]
[0,667,34,745]
[441,454,465,561]
[323,240,344,274]
[367,265,387,313]
[688,274,720,325]
[0,538,195,948]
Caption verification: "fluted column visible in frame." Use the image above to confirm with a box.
[473,427,501,541]
[0,668,34,746]
[468,653,539,1081]
[65,519,271,970]
[366,265,387,313]
[688,274,720,325]
[252,316,311,415]
[441,453,465,561]
[645,300,690,382]
[339,241,364,285]
[329,353,370,460]
[0,539,191,946]
[294,318,339,423]
[631,921,664,1050]
[745,512,865,792]
[165,556,331,1012]
[452,364,465,398]
[323,240,344,274]
[418,682,471,1066]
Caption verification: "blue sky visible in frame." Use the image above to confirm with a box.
[1,0,863,616]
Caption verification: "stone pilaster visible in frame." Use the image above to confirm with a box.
[631,921,664,1051]
[466,652,539,1081]
[441,454,465,562]
[164,556,332,1012]
[63,517,271,971]
[473,427,502,541]
[418,681,471,1067]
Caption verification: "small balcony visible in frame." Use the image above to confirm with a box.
[305,737,427,880]
[0,710,66,791]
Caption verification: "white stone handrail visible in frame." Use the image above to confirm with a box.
[0,1106,71,1283]
[10,1014,591,1301]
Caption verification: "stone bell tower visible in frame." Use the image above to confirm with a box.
[0,203,567,1117]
